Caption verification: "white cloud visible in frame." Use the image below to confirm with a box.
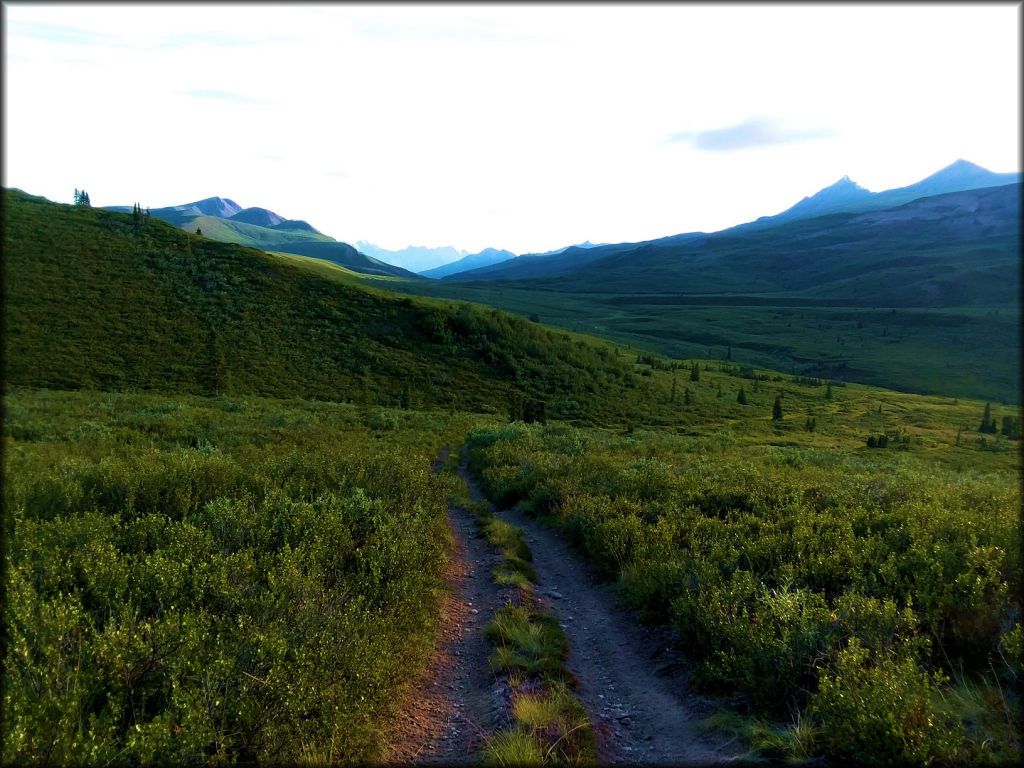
[3,3,1019,254]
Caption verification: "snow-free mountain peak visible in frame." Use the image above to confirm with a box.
[229,207,286,228]
[177,196,243,218]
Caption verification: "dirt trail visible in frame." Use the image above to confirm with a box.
[459,458,743,766]
[383,448,514,765]
[389,447,741,765]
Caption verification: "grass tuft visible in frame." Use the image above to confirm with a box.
[481,730,545,766]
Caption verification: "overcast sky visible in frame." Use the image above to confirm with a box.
[4,2,1020,254]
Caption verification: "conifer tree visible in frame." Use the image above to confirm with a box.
[825,382,833,399]
[979,403,997,434]
[684,387,691,406]
[690,363,699,382]
[772,396,783,420]
[737,387,747,405]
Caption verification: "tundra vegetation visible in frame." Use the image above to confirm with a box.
[463,393,1021,764]
[3,190,1020,764]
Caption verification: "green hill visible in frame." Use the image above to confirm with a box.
[112,196,419,279]
[184,214,333,248]
[3,188,662,425]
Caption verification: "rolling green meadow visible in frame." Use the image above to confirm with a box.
[3,190,1020,764]
[380,279,1021,406]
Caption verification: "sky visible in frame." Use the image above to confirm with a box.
[3,2,1020,255]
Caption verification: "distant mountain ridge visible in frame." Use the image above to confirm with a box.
[445,159,1020,282]
[105,197,417,279]
[747,159,1021,228]
[420,247,516,279]
[355,241,467,273]
[484,182,1021,307]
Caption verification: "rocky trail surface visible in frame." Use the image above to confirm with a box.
[498,501,742,765]
[387,447,742,765]
[383,448,514,764]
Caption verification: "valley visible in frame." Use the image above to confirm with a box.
[3,186,1020,765]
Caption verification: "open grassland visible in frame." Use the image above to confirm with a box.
[382,278,1021,406]
[464,370,1021,764]
[3,387,482,764]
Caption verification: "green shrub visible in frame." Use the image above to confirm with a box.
[808,638,966,765]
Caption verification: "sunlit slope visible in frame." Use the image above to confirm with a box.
[184,214,334,248]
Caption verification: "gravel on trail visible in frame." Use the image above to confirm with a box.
[386,447,744,766]
[383,448,514,765]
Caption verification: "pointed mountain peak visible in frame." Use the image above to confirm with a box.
[926,158,988,180]
[182,196,243,218]
[945,158,982,171]
[895,159,1020,197]
[228,206,286,228]
[821,175,867,192]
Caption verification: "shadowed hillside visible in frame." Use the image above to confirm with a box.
[4,189,668,425]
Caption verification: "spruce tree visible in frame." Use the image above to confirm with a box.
[1001,415,1019,440]
[772,396,783,420]
[979,403,996,434]
[737,388,747,405]
[684,387,691,406]
[690,363,699,382]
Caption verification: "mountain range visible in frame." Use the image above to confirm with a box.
[355,241,468,273]
[419,248,517,279]
[445,159,1020,283]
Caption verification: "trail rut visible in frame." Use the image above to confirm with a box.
[460,457,743,766]
[384,448,513,764]
[389,447,742,765]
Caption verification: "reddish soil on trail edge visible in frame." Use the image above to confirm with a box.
[460,458,745,767]
[387,447,744,766]
[382,448,514,765]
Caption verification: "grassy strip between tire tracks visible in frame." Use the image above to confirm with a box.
[441,450,596,765]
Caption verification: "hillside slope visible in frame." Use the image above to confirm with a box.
[4,188,662,425]
[107,197,416,279]
[447,161,1020,284]
[490,184,1022,307]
